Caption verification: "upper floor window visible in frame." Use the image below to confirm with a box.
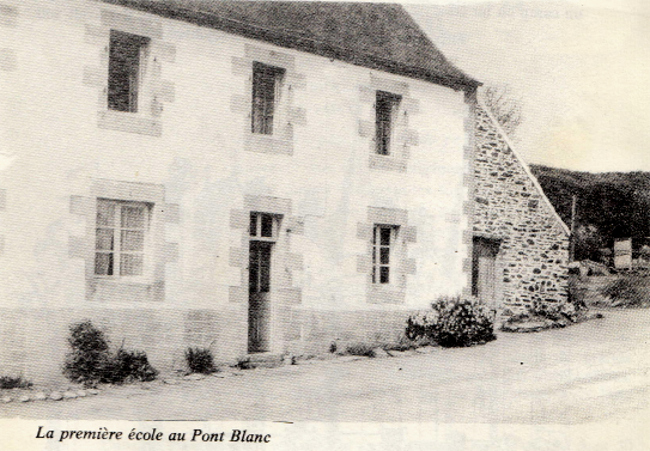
[375,90,402,156]
[251,62,285,135]
[95,199,152,277]
[108,30,150,113]
[372,224,399,284]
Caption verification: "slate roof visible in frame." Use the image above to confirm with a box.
[100,0,480,91]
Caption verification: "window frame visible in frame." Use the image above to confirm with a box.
[107,29,150,114]
[94,198,153,280]
[372,224,400,285]
[251,62,286,135]
[375,90,402,156]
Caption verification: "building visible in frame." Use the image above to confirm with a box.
[0,0,569,383]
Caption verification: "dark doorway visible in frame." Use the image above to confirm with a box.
[248,240,272,353]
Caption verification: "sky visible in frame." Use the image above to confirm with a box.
[404,0,650,173]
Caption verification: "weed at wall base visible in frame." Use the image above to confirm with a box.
[185,347,217,374]
[0,375,33,390]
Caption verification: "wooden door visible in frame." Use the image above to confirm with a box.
[248,241,272,353]
[472,237,500,307]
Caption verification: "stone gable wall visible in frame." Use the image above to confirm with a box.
[473,104,570,311]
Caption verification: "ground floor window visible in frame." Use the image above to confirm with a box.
[372,224,399,284]
[95,199,152,277]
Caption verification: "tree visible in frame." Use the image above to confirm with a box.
[483,85,523,136]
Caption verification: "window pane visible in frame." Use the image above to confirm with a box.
[121,205,146,229]
[120,254,143,276]
[97,200,115,227]
[375,91,401,156]
[96,228,115,251]
[249,213,258,237]
[380,266,390,284]
[261,214,273,237]
[249,245,259,293]
[380,247,390,264]
[95,253,114,276]
[380,227,391,245]
[252,65,276,135]
[252,63,284,135]
[372,266,377,284]
[259,245,271,292]
[121,230,144,251]
[376,122,390,155]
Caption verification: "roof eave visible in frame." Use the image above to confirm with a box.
[98,0,481,91]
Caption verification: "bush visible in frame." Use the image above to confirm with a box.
[104,349,158,383]
[502,295,607,333]
[185,347,217,374]
[405,312,437,342]
[63,320,112,385]
[568,274,588,309]
[502,299,579,330]
[601,277,647,307]
[529,299,566,321]
[0,375,33,390]
[406,296,496,348]
[433,297,496,347]
[63,320,158,385]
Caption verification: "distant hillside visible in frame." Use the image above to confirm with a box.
[529,164,650,260]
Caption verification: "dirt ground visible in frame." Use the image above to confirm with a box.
[3,308,650,424]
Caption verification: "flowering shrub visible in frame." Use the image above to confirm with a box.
[433,297,496,347]
[405,311,437,341]
[406,296,496,347]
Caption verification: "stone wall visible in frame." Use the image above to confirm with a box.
[473,102,570,311]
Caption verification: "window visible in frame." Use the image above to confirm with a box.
[372,225,399,284]
[249,212,280,239]
[95,199,152,277]
[108,30,149,113]
[375,90,402,155]
[251,62,285,135]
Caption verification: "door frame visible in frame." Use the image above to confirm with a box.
[471,236,502,307]
[247,212,282,354]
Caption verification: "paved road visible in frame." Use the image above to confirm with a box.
[3,309,650,423]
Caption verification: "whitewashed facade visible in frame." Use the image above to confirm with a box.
[0,0,488,382]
